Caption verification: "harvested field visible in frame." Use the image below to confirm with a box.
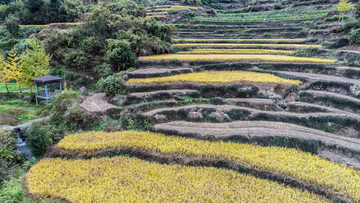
[27,157,329,203]
[173,38,306,43]
[138,54,336,63]
[178,49,294,55]
[56,131,360,202]
[152,121,360,153]
[127,71,302,85]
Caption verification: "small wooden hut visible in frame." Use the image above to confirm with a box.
[31,75,64,105]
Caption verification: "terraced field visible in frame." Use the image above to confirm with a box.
[26,1,360,202]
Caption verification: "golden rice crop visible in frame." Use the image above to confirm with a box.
[57,131,360,202]
[173,38,306,43]
[127,71,302,85]
[179,49,294,55]
[27,157,329,203]
[19,24,49,28]
[138,54,336,63]
[172,43,321,49]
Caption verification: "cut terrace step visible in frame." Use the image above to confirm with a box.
[123,89,199,106]
[298,90,360,113]
[143,104,360,137]
[286,101,346,113]
[125,67,193,79]
[278,71,360,98]
[152,121,360,154]
[224,98,281,111]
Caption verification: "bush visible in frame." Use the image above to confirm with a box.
[0,130,21,185]
[26,122,55,158]
[349,28,360,44]
[96,74,126,96]
[5,15,20,37]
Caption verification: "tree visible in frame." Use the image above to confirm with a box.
[5,15,20,37]
[0,54,11,92]
[20,38,51,93]
[0,53,20,93]
[25,0,44,12]
[335,0,352,23]
[6,53,22,92]
[355,2,360,23]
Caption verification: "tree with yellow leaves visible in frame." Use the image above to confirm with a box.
[20,38,51,93]
[0,54,10,92]
[6,53,22,92]
[335,0,352,22]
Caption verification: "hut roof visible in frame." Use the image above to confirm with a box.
[31,75,64,84]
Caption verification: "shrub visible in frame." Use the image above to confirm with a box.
[26,122,54,158]
[349,28,360,45]
[96,74,126,96]
[0,130,20,184]
[5,15,20,37]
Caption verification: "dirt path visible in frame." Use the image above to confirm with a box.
[80,93,118,113]
[335,66,360,71]
[0,116,50,131]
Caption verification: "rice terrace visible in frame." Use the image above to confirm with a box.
[1,0,360,202]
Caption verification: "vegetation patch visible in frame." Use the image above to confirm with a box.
[127,71,302,85]
[27,157,329,203]
[55,131,360,202]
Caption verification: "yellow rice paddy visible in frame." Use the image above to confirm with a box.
[27,157,329,203]
[127,71,302,85]
[138,54,336,63]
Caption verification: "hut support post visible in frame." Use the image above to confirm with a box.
[45,85,49,98]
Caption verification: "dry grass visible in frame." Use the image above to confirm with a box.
[127,71,302,85]
[27,157,329,203]
[178,49,294,55]
[138,54,336,63]
[56,131,360,202]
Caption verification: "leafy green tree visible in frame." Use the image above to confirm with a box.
[335,0,351,22]
[25,0,44,12]
[5,15,20,37]
[355,2,360,23]
[20,38,51,93]
[106,39,136,72]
